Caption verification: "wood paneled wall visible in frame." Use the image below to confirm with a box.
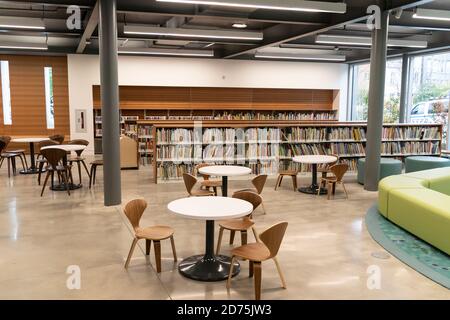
[93,85,338,111]
[0,55,70,138]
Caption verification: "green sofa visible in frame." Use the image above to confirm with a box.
[378,167,450,255]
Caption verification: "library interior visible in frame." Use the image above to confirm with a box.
[0,0,450,300]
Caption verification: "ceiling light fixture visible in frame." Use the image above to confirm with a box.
[124,25,263,40]
[316,35,428,48]
[255,52,346,61]
[0,16,45,30]
[232,23,248,29]
[0,41,48,50]
[155,0,347,14]
[413,8,450,22]
[118,47,214,57]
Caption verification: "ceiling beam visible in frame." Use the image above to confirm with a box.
[0,0,93,8]
[76,0,98,53]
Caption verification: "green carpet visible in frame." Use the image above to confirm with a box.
[365,204,450,289]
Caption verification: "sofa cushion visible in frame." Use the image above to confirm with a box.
[388,188,450,255]
[405,167,450,195]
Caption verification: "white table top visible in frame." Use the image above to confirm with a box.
[12,137,50,143]
[293,155,338,165]
[41,144,86,152]
[168,196,253,220]
[198,165,252,177]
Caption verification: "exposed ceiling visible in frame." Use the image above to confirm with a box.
[0,0,449,63]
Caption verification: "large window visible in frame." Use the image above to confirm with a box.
[44,67,55,129]
[1,60,12,125]
[349,59,402,123]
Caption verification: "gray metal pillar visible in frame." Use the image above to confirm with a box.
[399,54,410,123]
[364,10,389,191]
[99,0,121,206]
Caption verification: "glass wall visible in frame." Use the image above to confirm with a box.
[1,60,12,125]
[349,59,402,123]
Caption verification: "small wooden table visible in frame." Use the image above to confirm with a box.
[11,137,50,174]
[293,155,338,195]
[168,196,253,282]
[198,165,252,197]
[40,144,87,191]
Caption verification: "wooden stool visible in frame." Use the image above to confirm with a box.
[275,170,298,191]
[89,159,103,188]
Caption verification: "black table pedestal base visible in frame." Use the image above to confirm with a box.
[20,168,41,175]
[299,185,328,195]
[178,254,240,282]
[50,183,82,191]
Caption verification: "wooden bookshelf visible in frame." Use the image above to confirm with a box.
[147,121,443,183]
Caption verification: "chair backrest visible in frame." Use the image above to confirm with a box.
[68,139,89,146]
[49,134,65,144]
[330,163,349,182]
[39,140,59,150]
[123,199,147,231]
[259,222,288,259]
[232,191,262,212]
[40,148,67,168]
[0,140,6,153]
[195,163,211,180]
[183,173,197,195]
[0,136,11,147]
[252,174,268,194]
[329,154,339,166]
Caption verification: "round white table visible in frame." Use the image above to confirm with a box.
[198,165,252,197]
[11,137,50,174]
[40,145,87,191]
[168,196,253,281]
[293,155,338,195]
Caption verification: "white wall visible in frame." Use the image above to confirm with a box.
[67,54,349,154]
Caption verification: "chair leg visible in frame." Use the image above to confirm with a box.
[273,257,287,289]
[216,227,224,255]
[292,175,297,191]
[62,171,70,196]
[274,175,281,190]
[342,182,349,199]
[18,155,25,171]
[7,158,11,178]
[81,160,90,178]
[77,161,82,184]
[12,157,16,175]
[89,165,94,188]
[327,182,333,200]
[93,165,97,185]
[0,156,4,168]
[241,230,248,246]
[40,171,51,197]
[146,239,151,255]
[22,152,28,169]
[249,260,254,278]
[254,262,262,300]
[124,238,138,269]
[226,256,236,289]
[153,240,162,273]
[229,230,236,245]
[170,235,177,262]
[37,162,44,185]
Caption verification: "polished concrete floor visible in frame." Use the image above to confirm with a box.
[0,157,449,300]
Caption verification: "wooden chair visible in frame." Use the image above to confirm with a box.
[68,139,90,184]
[274,169,298,191]
[40,148,73,197]
[1,135,28,169]
[317,154,339,179]
[49,134,65,144]
[37,139,60,185]
[227,222,288,300]
[0,139,26,178]
[235,174,268,214]
[196,163,222,196]
[123,199,177,272]
[183,173,215,197]
[89,159,103,188]
[318,163,349,200]
[216,191,263,255]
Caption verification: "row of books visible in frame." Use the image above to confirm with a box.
[330,128,366,141]
[382,126,440,140]
[138,125,153,137]
[381,141,440,155]
[286,128,328,142]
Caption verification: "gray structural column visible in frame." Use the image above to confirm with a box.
[399,54,410,123]
[364,10,389,191]
[99,0,121,206]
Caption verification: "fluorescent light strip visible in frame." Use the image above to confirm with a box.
[156,0,347,14]
[0,16,45,30]
[255,52,346,61]
[124,25,263,40]
[413,8,450,22]
[0,42,48,50]
[118,47,214,57]
[316,35,428,48]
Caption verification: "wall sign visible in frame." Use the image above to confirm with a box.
[75,109,87,133]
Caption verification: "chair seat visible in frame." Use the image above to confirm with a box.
[219,218,254,231]
[6,149,25,153]
[201,180,222,188]
[1,152,19,158]
[46,165,71,172]
[231,243,271,261]
[235,188,258,194]
[136,225,174,240]
[191,189,215,196]
[322,176,338,183]
[36,158,46,163]
[278,170,297,176]
[91,159,103,165]
[317,167,330,173]
[68,156,86,162]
